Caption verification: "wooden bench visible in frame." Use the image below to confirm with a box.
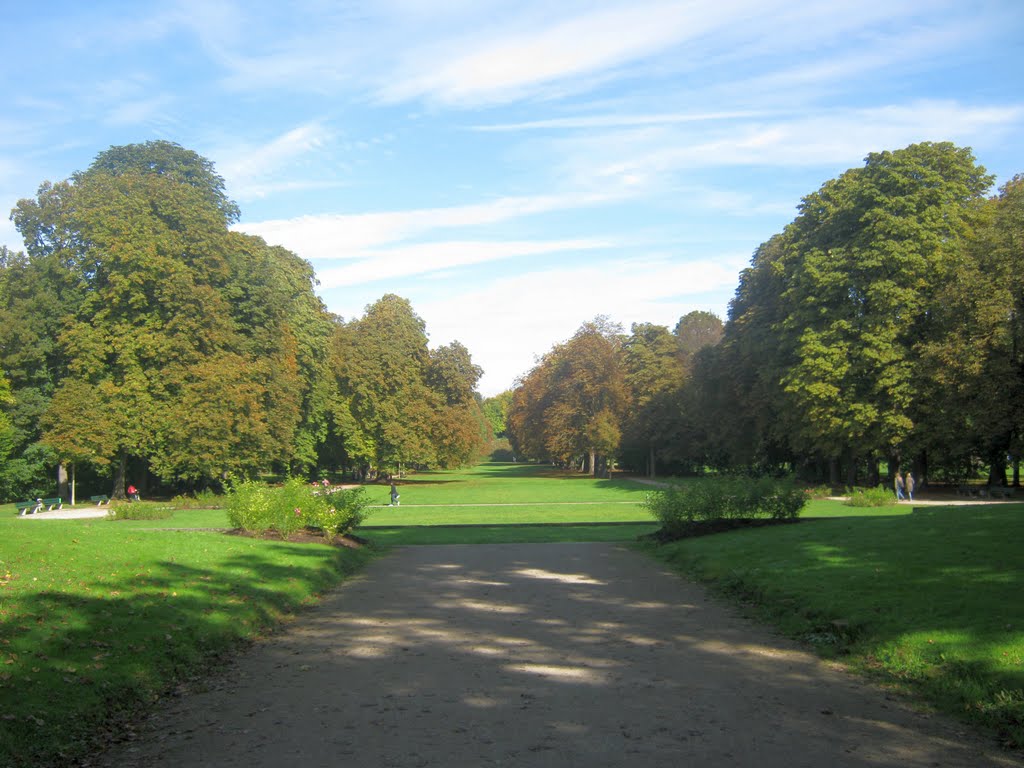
[39,497,63,511]
[15,499,43,516]
[90,495,110,506]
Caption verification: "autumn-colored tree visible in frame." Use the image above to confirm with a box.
[507,318,628,475]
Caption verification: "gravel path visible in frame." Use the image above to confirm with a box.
[98,543,1021,768]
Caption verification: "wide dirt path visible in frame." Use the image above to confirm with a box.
[99,543,1021,767]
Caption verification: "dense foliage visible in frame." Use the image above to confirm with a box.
[644,477,807,538]
[506,142,1023,488]
[224,479,366,541]
[0,142,489,501]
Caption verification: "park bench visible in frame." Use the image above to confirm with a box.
[39,497,63,511]
[90,495,110,506]
[957,485,982,497]
[15,499,43,515]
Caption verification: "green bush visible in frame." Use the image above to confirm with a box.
[305,487,367,541]
[171,488,222,508]
[106,502,174,521]
[224,479,367,540]
[804,483,835,499]
[645,476,808,536]
[845,486,898,507]
[224,480,277,531]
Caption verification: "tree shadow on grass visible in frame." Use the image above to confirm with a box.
[0,540,372,767]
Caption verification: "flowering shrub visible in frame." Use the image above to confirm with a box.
[304,487,367,542]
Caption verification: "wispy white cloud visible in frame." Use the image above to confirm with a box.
[378,0,728,105]
[472,110,774,132]
[559,101,1024,192]
[104,94,177,126]
[237,191,622,259]
[318,238,613,288]
[217,121,334,200]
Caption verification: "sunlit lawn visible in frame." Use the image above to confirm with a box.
[3,464,1018,762]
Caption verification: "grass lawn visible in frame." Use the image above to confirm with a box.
[0,511,373,767]
[356,462,657,539]
[3,464,1020,760]
[643,502,1024,748]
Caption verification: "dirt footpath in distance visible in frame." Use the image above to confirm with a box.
[96,542,1023,768]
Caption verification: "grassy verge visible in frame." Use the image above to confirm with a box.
[641,503,1024,748]
[0,515,373,766]
[361,522,658,546]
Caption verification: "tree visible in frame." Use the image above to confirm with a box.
[482,391,513,438]
[331,295,448,474]
[9,141,305,494]
[914,174,1024,483]
[674,311,724,363]
[84,140,240,225]
[620,322,685,476]
[507,318,628,475]
[776,142,993,483]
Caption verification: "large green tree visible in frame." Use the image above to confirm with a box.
[8,141,330,494]
[330,294,486,475]
[776,142,993,483]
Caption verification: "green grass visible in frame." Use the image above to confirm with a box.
[356,463,655,535]
[363,522,658,545]
[643,503,1024,747]
[363,462,651,507]
[0,514,373,766]
[3,465,1020,760]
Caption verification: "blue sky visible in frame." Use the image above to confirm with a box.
[2,1,1022,396]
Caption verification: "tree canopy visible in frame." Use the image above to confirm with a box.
[0,143,488,500]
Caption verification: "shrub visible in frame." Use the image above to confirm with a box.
[224,479,367,541]
[305,487,368,541]
[224,480,276,531]
[845,486,898,507]
[171,488,222,509]
[645,476,808,536]
[804,483,835,500]
[106,502,174,521]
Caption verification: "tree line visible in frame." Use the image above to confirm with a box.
[503,142,1023,488]
[0,141,490,501]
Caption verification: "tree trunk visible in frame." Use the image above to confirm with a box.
[829,457,840,487]
[113,451,128,499]
[867,457,880,487]
[845,450,857,488]
[57,463,69,500]
[588,450,596,477]
[648,445,656,479]
[987,449,1008,487]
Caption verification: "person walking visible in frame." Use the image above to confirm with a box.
[894,472,905,501]
[905,472,915,501]
[390,482,400,507]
